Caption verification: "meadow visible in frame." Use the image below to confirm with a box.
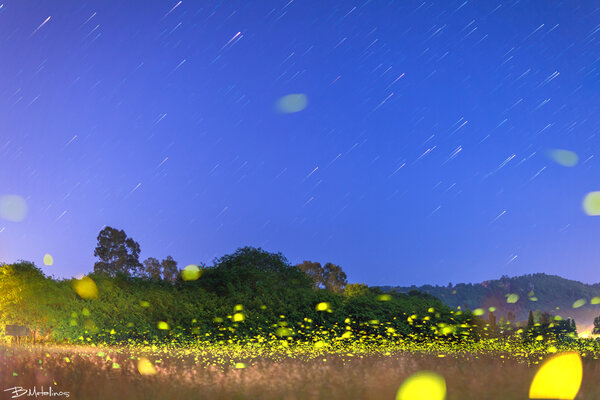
[2,338,599,400]
[1,253,597,399]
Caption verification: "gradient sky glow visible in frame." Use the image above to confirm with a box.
[2,1,600,286]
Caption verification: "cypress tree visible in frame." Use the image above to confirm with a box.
[527,310,534,327]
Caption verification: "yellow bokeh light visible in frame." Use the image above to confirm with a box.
[181,264,202,281]
[157,321,169,330]
[43,254,54,266]
[316,302,331,311]
[137,357,157,375]
[583,191,600,216]
[529,352,582,399]
[71,276,99,299]
[396,371,446,400]
[572,299,586,309]
[233,313,245,322]
[591,297,600,305]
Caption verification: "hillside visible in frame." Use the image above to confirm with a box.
[382,273,600,333]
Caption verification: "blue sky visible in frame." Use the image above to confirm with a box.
[1,0,600,286]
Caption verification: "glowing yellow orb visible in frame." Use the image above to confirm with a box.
[72,276,98,299]
[157,321,169,330]
[316,302,331,311]
[233,313,245,322]
[137,357,157,375]
[529,352,582,399]
[583,191,600,216]
[396,371,446,400]
[43,254,54,266]
[181,264,201,281]
[572,299,586,308]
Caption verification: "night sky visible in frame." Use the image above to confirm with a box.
[2,0,600,286]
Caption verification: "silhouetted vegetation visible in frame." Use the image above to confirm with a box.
[0,227,471,344]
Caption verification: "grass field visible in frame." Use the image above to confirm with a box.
[1,340,599,400]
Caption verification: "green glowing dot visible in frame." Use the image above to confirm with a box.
[506,294,519,303]
[583,192,600,216]
[275,94,308,113]
[140,300,150,307]
[377,294,392,301]
[591,297,600,305]
[488,307,496,312]
[276,327,293,337]
[234,362,246,369]
[473,308,484,316]
[547,149,578,167]
[316,302,330,311]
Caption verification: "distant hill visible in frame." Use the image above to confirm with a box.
[381,273,600,333]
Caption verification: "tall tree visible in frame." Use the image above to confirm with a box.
[296,261,325,289]
[323,262,348,293]
[142,257,162,280]
[162,256,178,283]
[93,226,142,276]
[527,310,534,327]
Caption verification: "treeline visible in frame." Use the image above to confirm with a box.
[0,227,470,344]
[385,273,600,329]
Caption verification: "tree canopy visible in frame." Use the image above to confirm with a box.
[93,226,142,277]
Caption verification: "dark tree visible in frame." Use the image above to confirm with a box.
[142,257,162,280]
[323,262,348,293]
[488,311,497,332]
[507,310,516,325]
[592,317,600,335]
[296,261,325,289]
[162,256,178,283]
[527,310,534,327]
[199,247,311,296]
[93,226,142,276]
